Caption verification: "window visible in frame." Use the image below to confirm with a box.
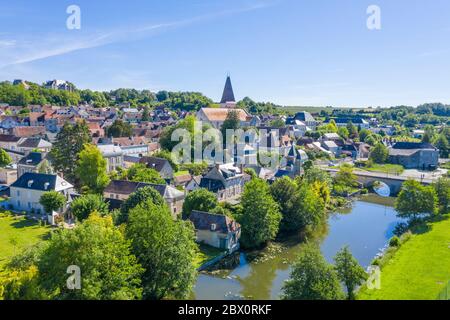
[16,190,20,196]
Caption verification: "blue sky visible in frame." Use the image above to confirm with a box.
[1,0,450,107]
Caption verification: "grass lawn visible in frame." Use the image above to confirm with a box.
[0,215,51,268]
[194,243,226,269]
[358,216,450,300]
[174,170,190,177]
[363,164,404,175]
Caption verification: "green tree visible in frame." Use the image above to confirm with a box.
[239,178,281,249]
[0,148,12,167]
[71,194,109,222]
[333,246,367,300]
[270,177,310,233]
[118,186,165,224]
[141,106,151,122]
[106,120,133,138]
[432,177,450,214]
[337,127,349,140]
[369,143,389,164]
[334,164,357,188]
[152,150,179,171]
[49,121,91,181]
[75,144,110,194]
[221,110,240,136]
[395,180,438,220]
[126,200,197,300]
[346,122,359,140]
[282,244,343,300]
[126,163,165,184]
[182,188,218,218]
[39,191,66,214]
[37,215,143,300]
[435,134,449,158]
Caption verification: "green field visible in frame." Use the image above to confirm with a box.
[363,164,405,175]
[194,244,225,269]
[0,215,51,268]
[358,216,450,300]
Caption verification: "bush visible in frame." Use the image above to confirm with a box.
[360,188,368,195]
[393,222,409,237]
[389,236,401,247]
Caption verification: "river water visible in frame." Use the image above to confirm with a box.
[193,195,402,300]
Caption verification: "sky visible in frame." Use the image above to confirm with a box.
[0,0,450,108]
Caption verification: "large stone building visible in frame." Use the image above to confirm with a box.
[388,142,439,170]
[196,76,260,129]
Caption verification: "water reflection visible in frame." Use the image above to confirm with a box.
[194,196,402,300]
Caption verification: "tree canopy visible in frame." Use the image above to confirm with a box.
[49,121,91,181]
[239,178,281,249]
[282,244,343,300]
[75,144,110,194]
[126,200,197,300]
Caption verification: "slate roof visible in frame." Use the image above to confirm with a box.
[11,173,72,191]
[104,180,184,200]
[389,142,438,157]
[220,76,236,103]
[139,156,171,172]
[0,134,21,142]
[189,210,240,234]
[392,142,437,150]
[18,138,52,149]
[18,152,45,166]
[293,111,315,122]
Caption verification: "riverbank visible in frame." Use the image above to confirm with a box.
[358,215,450,300]
[194,197,402,299]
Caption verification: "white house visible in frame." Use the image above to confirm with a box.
[97,144,124,172]
[9,173,74,225]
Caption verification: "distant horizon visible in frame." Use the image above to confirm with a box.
[2,77,445,110]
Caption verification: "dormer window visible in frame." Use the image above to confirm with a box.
[210,223,217,231]
[27,180,34,188]
[44,182,50,190]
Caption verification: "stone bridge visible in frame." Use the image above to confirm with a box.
[325,169,433,195]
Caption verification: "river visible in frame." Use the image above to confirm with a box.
[193,195,402,300]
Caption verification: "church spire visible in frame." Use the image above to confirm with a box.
[220,75,236,104]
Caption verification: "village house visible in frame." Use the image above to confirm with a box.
[0,134,22,151]
[97,144,124,172]
[388,142,439,170]
[17,152,53,178]
[103,180,185,218]
[189,210,241,252]
[199,163,250,203]
[286,111,318,131]
[113,136,149,158]
[324,117,370,130]
[9,173,74,224]
[17,137,52,154]
[138,156,174,180]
